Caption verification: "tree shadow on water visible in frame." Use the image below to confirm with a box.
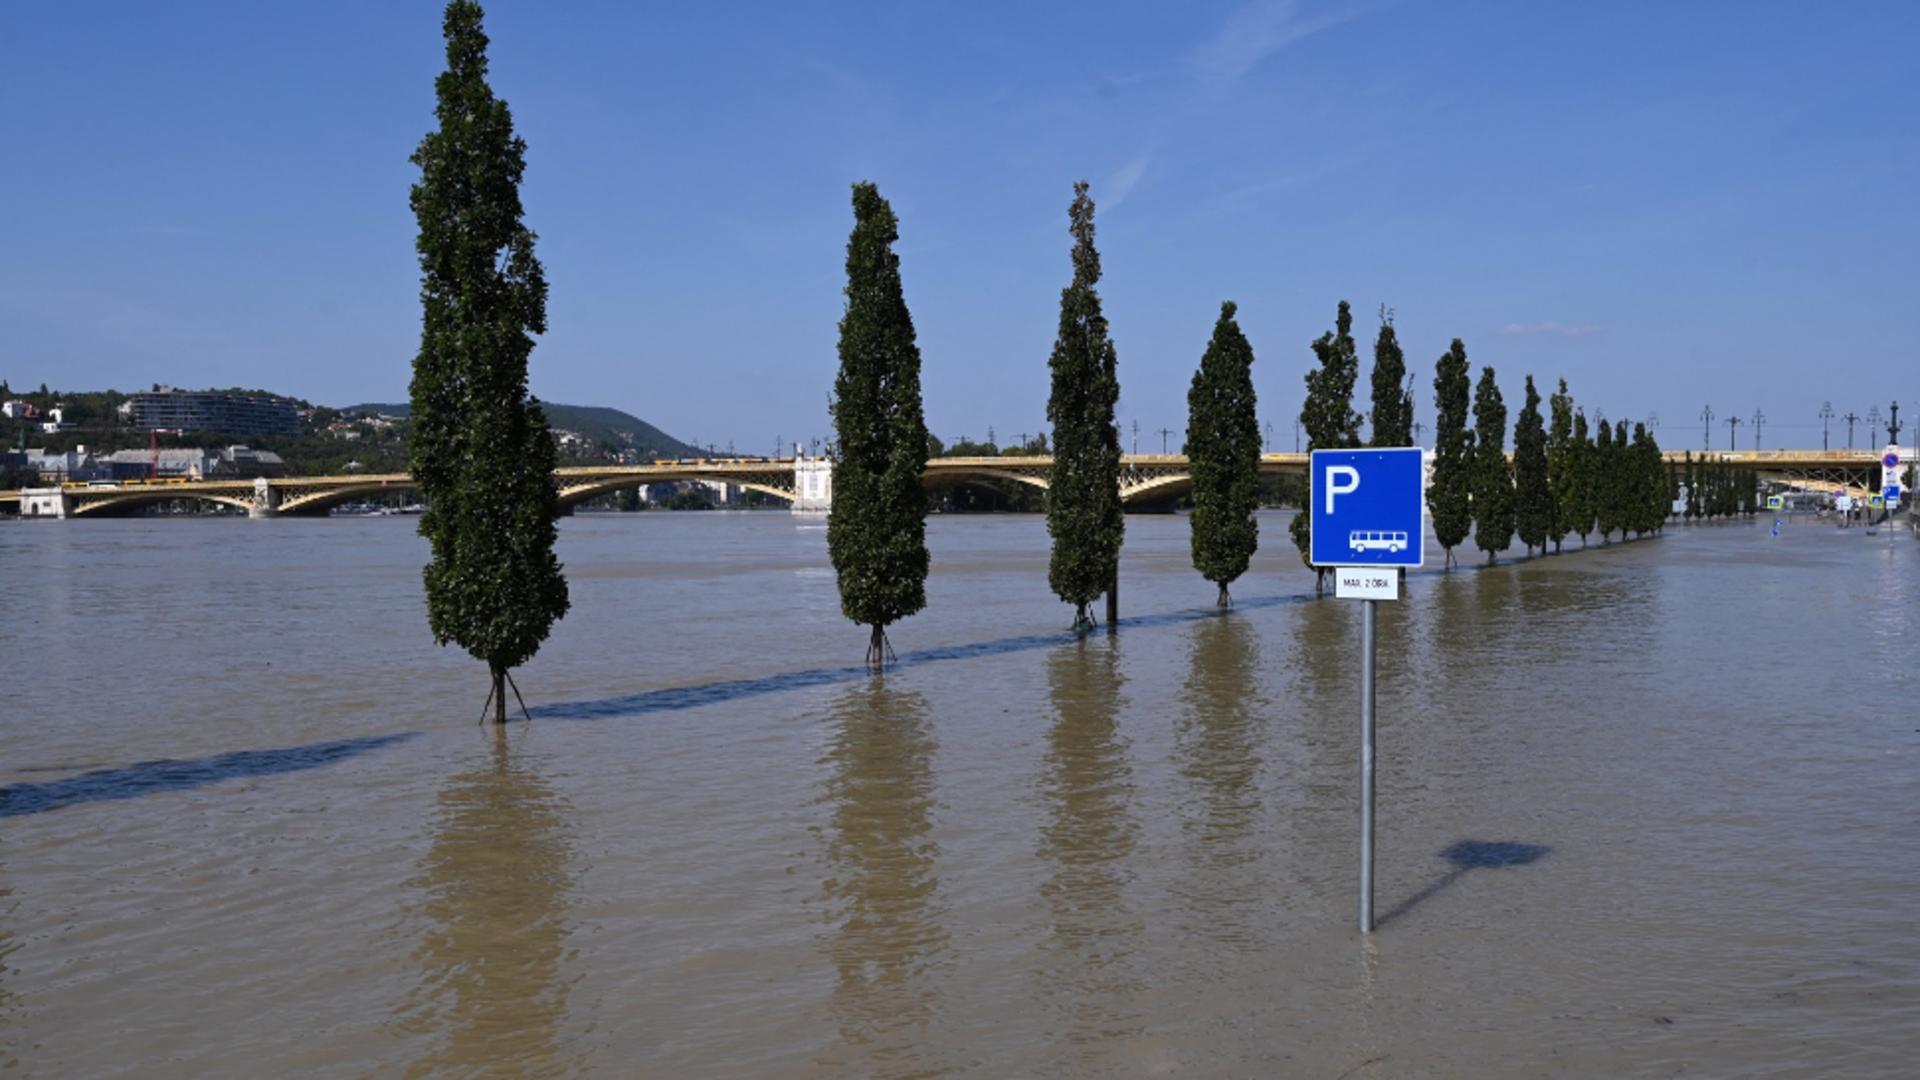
[1374,840,1552,929]
[532,593,1312,722]
[0,733,420,819]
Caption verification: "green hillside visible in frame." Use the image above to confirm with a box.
[346,401,697,458]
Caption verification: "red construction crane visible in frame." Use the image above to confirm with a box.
[149,428,183,480]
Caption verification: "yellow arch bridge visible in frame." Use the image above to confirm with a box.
[0,449,1895,519]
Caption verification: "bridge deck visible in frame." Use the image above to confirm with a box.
[1,449,1900,513]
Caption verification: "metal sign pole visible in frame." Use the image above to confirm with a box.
[1359,597,1377,933]
[1311,446,1421,936]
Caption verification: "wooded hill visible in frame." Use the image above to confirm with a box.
[347,402,697,459]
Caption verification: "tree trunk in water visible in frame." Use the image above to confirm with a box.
[1073,603,1094,633]
[866,624,887,668]
[1216,582,1230,608]
[1106,568,1118,627]
[490,664,507,725]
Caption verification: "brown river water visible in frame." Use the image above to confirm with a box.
[2,510,1915,1077]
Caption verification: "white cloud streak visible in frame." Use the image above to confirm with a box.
[1191,0,1370,83]
[1499,321,1603,338]
[1104,154,1153,209]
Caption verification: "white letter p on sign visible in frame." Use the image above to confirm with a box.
[1325,465,1360,513]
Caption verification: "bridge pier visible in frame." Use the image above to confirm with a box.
[794,453,832,512]
[249,478,279,519]
[18,487,71,518]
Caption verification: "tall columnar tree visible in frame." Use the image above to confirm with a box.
[1594,418,1618,541]
[1628,422,1654,536]
[1369,307,1412,447]
[1637,423,1665,534]
[409,0,569,723]
[1665,459,1679,522]
[1621,422,1642,537]
[1471,366,1514,563]
[1427,338,1475,568]
[827,182,931,665]
[1186,301,1260,607]
[1289,300,1363,593]
[1046,181,1123,629]
[1513,375,1552,557]
[1683,450,1698,521]
[1545,378,1575,553]
[1614,419,1632,534]
[1569,410,1596,545]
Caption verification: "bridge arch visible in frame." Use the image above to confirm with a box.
[71,491,257,517]
[1119,472,1193,505]
[276,481,422,515]
[556,473,795,508]
[919,467,1051,493]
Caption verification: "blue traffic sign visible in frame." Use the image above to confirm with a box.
[1310,447,1426,568]
[1883,452,1900,470]
[1886,484,1903,503]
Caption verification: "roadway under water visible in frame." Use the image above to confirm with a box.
[1,511,1915,1076]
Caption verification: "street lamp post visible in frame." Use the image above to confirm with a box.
[1752,409,1765,450]
[1844,412,1860,450]
[1700,405,1714,451]
[1820,402,1833,452]
[1726,415,1742,450]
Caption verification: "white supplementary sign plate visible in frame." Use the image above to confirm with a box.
[1334,567,1398,601]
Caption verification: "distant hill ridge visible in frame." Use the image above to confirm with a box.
[345,402,697,459]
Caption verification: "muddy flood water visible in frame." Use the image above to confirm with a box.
[2,511,1915,1077]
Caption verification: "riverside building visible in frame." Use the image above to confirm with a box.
[126,388,300,437]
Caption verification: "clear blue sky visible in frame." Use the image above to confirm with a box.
[4,1,1916,453]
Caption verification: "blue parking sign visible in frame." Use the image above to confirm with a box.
[1310,447,1426,568]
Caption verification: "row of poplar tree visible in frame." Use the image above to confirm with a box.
[400,3,1758,701]
[820,172,1731,653]
[1253,301,1698,590]
[828,180,1132,661]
